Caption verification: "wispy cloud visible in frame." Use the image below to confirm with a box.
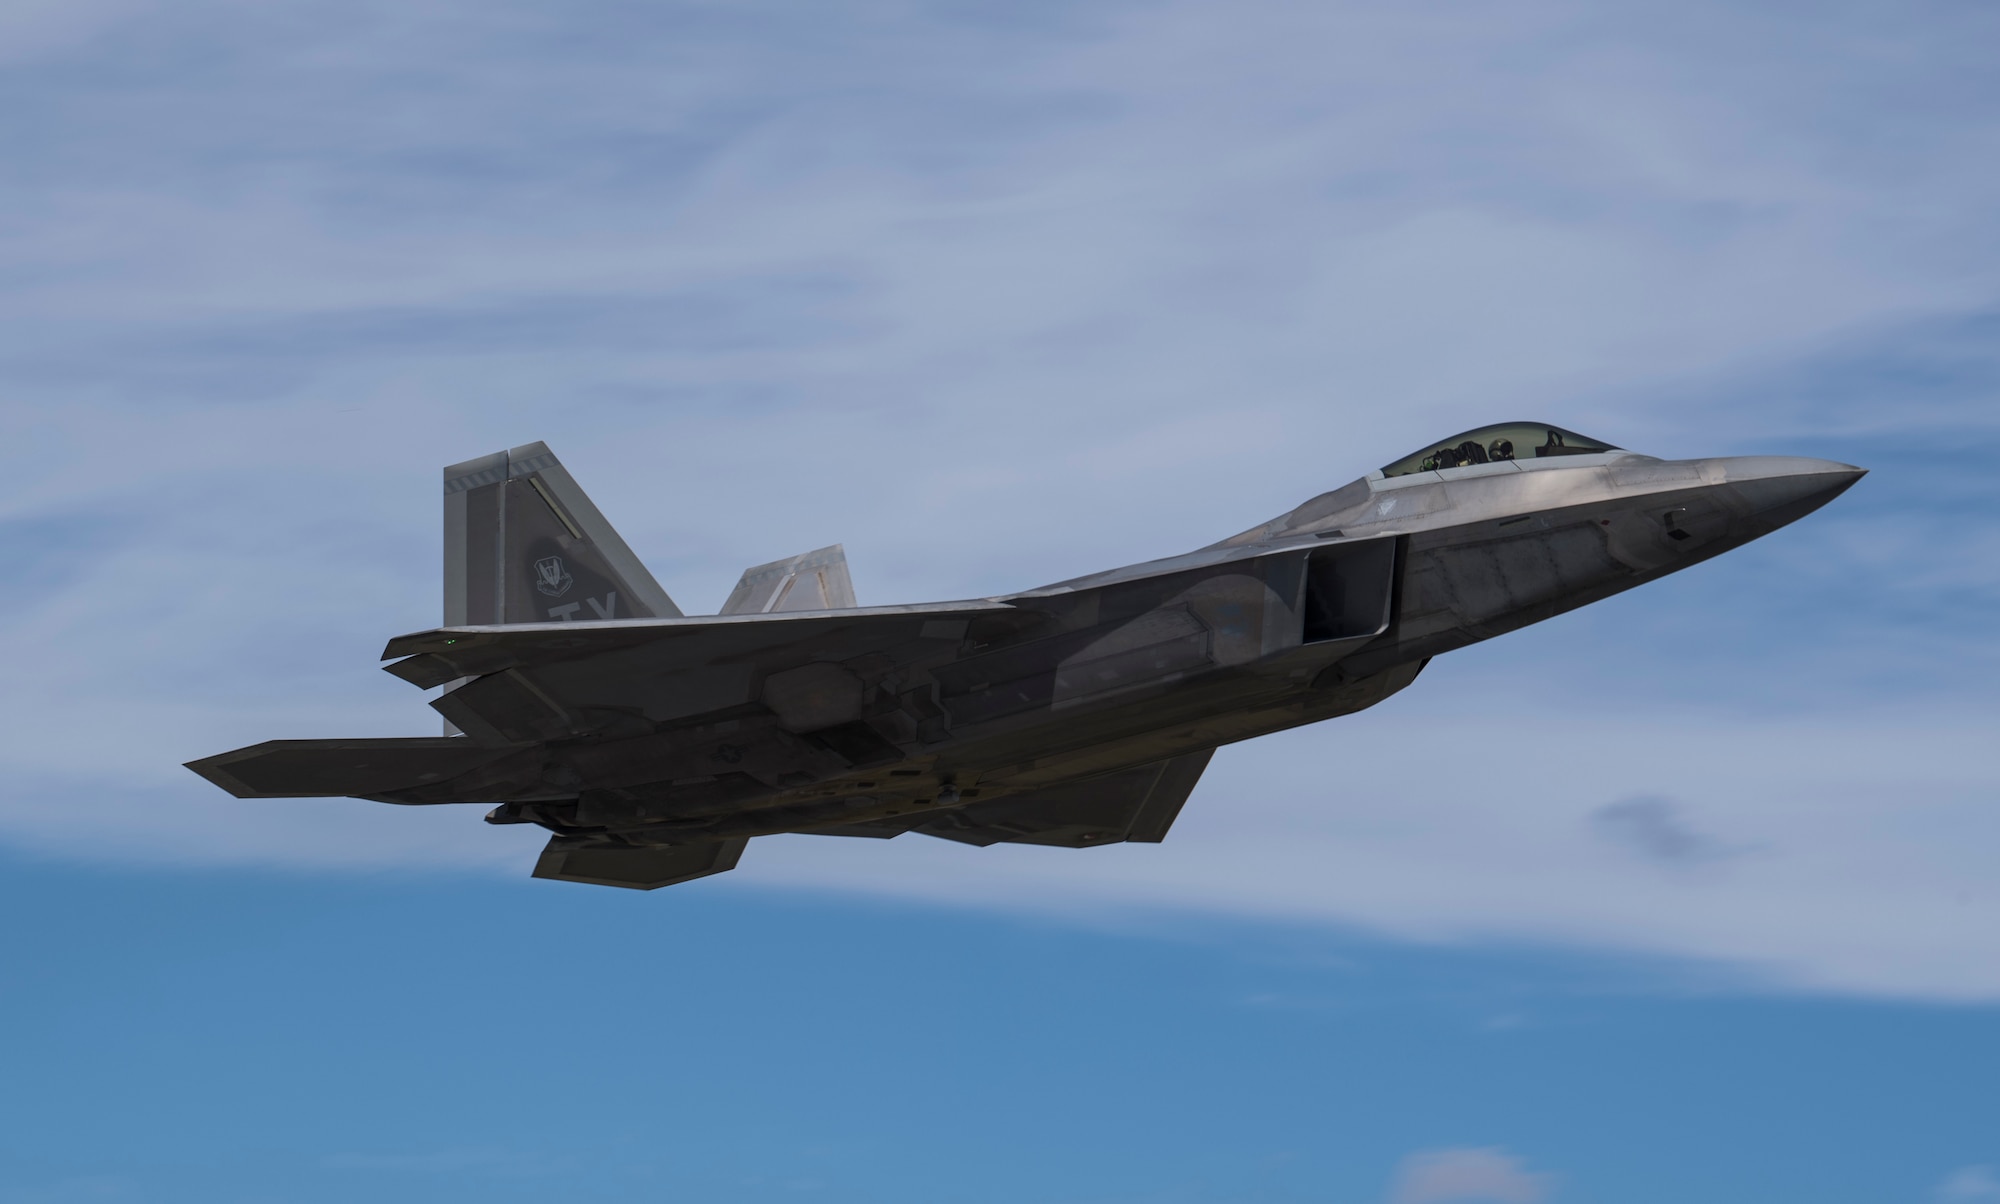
[1939,1166,2000,1202]
[1387,1146,1553,1204]
[2,0,1997,1001]
[732,714,2000,1001]
[1590,796,1744,867]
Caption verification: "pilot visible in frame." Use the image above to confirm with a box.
[1488,438,1515,461]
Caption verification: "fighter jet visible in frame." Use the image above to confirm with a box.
[188,426,1862,890]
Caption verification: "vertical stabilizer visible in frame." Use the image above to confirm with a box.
[443,442,681,626]
[719,544,857,615]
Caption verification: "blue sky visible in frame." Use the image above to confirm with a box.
[2,1,1998,1200]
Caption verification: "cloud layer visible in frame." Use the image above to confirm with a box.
[2,0,1996,1000]
[1389,1146,1553,1204]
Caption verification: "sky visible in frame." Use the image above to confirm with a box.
[2,0,1998,1200]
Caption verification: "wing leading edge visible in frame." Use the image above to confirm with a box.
[192,604,1024,802]
[188,440,1352,891]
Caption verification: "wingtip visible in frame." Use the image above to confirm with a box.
[381,628,459,660]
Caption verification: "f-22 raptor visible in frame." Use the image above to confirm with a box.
[189,425,1862,890]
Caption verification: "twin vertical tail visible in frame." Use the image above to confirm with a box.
[188,439,674,796]
[718,544,857,615]
[443,442,682,626]
[439,443,767,886]
[193,442,850,890]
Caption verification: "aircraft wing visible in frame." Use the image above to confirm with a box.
[380,601,1038,745]
[816,750,1215,848]
[381,601,1023,687]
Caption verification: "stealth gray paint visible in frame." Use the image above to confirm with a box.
[721,545,858,615]
[441,441,681,627]
[188,435,1864,890]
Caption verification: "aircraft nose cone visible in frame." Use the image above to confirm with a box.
[1711,456,1867,527]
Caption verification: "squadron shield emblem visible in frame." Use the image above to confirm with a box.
[532,555,574,598]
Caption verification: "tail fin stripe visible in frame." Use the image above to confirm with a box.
[526,475,585,540]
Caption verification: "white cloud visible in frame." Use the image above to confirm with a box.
[8,701,1997,1001]
[1,0,1998,1000]
[1939,1166,2000,1202]
[1388,1146,1553,1204]
[0,0,145,64]
[731,709,2000,1001]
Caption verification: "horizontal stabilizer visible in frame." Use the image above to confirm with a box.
[186,738,521,800]
[532,835,748,890]
[720,544,857,615]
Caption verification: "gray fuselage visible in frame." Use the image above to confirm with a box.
[186,435,1864,887]
[472,450,1861,843]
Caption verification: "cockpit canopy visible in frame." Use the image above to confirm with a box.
[1380,423,1621,478]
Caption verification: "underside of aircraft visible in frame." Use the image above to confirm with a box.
[189,427,1863,889]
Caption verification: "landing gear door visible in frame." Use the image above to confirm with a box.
[1301,538,1397,644]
